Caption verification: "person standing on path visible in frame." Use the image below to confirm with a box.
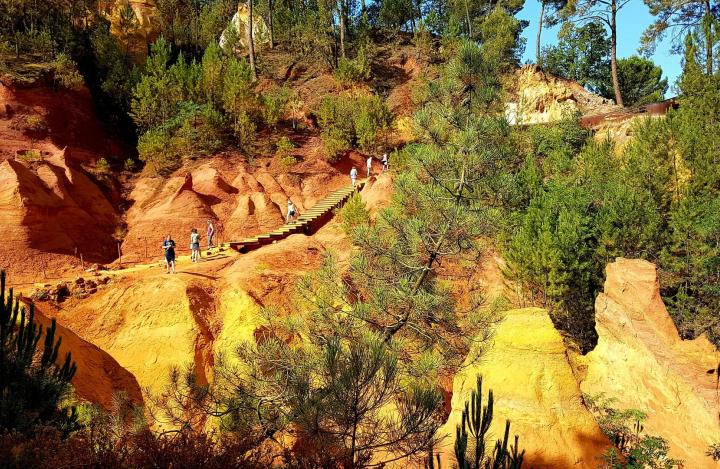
[382,152,388,172]
[366,156,373,177]
[190,228,201,262]
[163,234,176,274]
[350,166,358,187]
[207,219,215,249]
[286,199,297,223]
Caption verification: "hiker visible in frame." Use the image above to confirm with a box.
[382,152,388,172]
[162,234,176,274]
[350,166,358,187]
[286,199,297,223]
[207,219,215,249]
[190,228,201,262]
[366,156,373,177]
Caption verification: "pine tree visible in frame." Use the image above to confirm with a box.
[560,0,631,105]
[201,41,225,107]
[536,0,568,65]
[0,271,77,434]
[222,56,256,139]
[116,0,140,61]
[641,0,718,75]
[131,36,176,132]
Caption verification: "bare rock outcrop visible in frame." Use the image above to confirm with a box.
[0,80,124,281]
[120,153,362,259]
[579,258,720,467]
[438,307,611,468]
[219,2,271,52]
[98,0,161,61]
[505,65,619,125]
[32,302,144,408]
[0,153,118,278]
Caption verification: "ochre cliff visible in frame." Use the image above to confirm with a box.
[438,307,611,468]
[577,258,720,467]
[504,65,619,125]
[0,82,122,282]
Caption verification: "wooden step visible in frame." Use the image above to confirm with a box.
[227,183,362,252]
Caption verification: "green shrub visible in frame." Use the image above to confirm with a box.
[279,155,298,167]
[275,136,296,167]
[138,129,178,175]
[95,157,110,174]
[234,111,256,150]
[334,48,371,86]
[355,95,392,150]
[338,192,370,235]
[123,158,137,172]
[708,443,720,461]
[17,149,41,161]
[315,93,392,160]
[262,86,292,128]
[24,114,47,133]
[172,104,224,156]
[324,128,352,161]
[585,393,683,468]
[52,53,84,90]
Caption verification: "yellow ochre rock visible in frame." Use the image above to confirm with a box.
[438,307,610,468]
[579,258,720,467]
[505,65,618,125]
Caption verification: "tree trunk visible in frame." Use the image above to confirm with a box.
[339,0,346,58]
[247,0,258,80]
[464,0,472,38]
[704,0,713,75]
[610,0,623,106]
[536,0,546,65]
[268,0,274,49]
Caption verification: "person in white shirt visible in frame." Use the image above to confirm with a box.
[366,156,373,177]
[382,153,388,172]
[286,199,297,223]
[350,166,358,187]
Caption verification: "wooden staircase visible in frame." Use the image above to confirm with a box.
[226,182,364,253]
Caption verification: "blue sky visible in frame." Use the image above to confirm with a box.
[517,0,683,93]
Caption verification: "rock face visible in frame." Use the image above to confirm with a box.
[52,274,214,396]
[438,308,610,468]
[98,0,161,61]
[0,154,118,262]
[31,302,144,408]
[0,81,123,281]
[37,218,348,419]
[505,66,618,125]
[219,2,271,52]
[120,152,365,261]
[579,258,720,467]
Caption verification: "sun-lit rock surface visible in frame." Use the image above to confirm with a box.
[219,2,271,52]
[120,154,365,260]
[505,65,618,125]
[32,302,144,408]
[52,274,200,396]
[578,258,720,467]
[98,0,160,61]
[438,307,610,468]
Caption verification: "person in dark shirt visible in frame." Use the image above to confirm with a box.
[162,234,176,274]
